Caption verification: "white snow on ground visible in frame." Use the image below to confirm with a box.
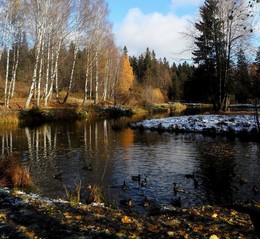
[130,114,258,136]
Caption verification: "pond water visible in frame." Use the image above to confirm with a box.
[0,114,260,211]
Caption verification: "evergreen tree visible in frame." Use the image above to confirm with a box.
[192,0,254,110]
[252,47,260,98]
[234,49,251,103]
[193,0,221,110]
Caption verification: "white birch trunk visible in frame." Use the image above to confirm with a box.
[4,47,10,107]
[25,29,43,108]
[63,45,77,103]
[37,36,45,107]
[83,50,90,105]
[94,50,99,104]
[44,36,51,98]
[45,40,61,106]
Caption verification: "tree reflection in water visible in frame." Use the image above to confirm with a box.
[0,119,259,209]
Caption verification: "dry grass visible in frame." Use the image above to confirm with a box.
[87,184,104,204]
[64,181,82,203]
[0,155,33,188]
[170,102,187,112]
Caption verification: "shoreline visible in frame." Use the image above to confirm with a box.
[129,114,260,141]
[0,187,258,238]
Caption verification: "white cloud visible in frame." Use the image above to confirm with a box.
[170,0,203,9]
[115,8,195,62]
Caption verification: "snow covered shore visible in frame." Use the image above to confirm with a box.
[129,114,259,139]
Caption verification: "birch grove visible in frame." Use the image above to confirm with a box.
[0,0,122,108]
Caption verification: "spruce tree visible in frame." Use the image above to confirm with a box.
[192,0,220,109]
[234,49,251,103]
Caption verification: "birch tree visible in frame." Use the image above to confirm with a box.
[25,0,49,108]
[44,0,70,106]
[0,0,24,107]
[63,0,92,103]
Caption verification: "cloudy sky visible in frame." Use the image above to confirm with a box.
[106,0,260,63]
[106,0,203,62]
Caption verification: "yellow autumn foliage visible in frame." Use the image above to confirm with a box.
[143,87,166,104]
[118,55,134,95]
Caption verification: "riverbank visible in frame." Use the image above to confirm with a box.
[129,114,260,140]
[0,187,258,238]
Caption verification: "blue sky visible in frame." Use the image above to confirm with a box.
[105,0,204,62]
[106,0,260,63]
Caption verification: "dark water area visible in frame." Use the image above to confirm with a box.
[0,113,259,212]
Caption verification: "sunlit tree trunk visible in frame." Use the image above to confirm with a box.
[7,41,20,107]
[4,41,10,107]
[83,50,90,105]
[25,29,43,108]
[94,50,99,104]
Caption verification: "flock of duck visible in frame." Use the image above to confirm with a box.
[119,172,199,209]
[118,171,259,210]
[53,167,258,210]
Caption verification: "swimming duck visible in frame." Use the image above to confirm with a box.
[142,196,150,207]
[120,198,132,207]
[252,185,259,195]
[53,173,63,181]
[185,172,195,179]
[121,181,127,191]
[193,178,199,189]
[239,177,248,185]
[173,182,185,194]
[83,164,92,171]
[141,178,148,187]
[131,174,141,182]
[170,197,181,207]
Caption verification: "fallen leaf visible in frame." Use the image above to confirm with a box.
[121,215,132,224]
[212,213,218,218]
[210,235,219,239]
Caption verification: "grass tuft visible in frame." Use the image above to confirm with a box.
[0,155,33,188]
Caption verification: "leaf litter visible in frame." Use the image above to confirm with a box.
[0,187,258,238]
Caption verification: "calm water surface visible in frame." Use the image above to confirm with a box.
[1,116,260,210]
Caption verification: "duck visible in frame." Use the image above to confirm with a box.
[170,197,181,207]
[131,174,141,182]
[185,172,195,179]
[193,178,199,189]
[142,196,150,207]
[121,181,127,191]
[141,178,148,187]
[239,177,248,185]
[53,173,63,181]
[252,185,259,195]
[120,198,132,207]
[173,182,185,194]
[83,163,92,171]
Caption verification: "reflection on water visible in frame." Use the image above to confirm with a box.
[0,118,259,210]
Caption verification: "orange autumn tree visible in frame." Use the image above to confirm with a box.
[116,47,134,104]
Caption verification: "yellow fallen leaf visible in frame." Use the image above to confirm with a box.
[121,215,132,223]
[209,235,219,239]
[64,212,73,219]
[231,210,237,216]
[212,213,218,218]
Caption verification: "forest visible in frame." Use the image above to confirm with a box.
[0,0,260,111]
